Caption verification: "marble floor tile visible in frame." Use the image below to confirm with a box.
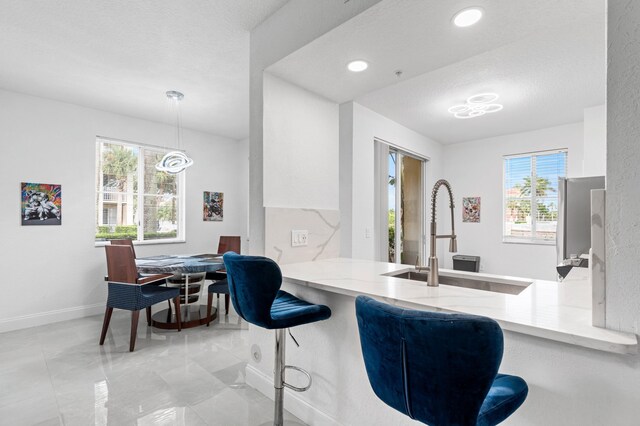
[190,387,274,426]
[0,305,304,426]
[210,362,247,388]
[0,392,60,426]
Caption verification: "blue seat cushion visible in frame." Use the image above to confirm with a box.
[139,285,180,309]
[107,283,180,311]
[269,290,332,329]
[477,374,529,426]
[208,278,229,295]
[206,271,227,281]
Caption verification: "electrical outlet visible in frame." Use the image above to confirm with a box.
[291,230,308,247]
[365,227,372,239]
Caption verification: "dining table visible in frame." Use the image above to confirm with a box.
[135,254,225,330]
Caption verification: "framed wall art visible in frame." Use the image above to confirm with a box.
[462,196,480,223]
[203,191,223,221]
[21,182,62,226]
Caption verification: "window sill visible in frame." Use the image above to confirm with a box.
[502,238,555,246]
[95,239,186,247]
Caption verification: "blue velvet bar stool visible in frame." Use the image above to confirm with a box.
[355,296,528,426]
[223,252,331,426]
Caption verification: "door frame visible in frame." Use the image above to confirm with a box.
[374,138,429,265]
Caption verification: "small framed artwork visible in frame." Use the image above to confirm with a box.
[462,197,480,223]
[203,191,223,221]
[21,182,62,226]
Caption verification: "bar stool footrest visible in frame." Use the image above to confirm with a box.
[282,365,312,392]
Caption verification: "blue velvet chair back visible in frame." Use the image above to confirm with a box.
[223,252,282,329]
[355,296,504,426]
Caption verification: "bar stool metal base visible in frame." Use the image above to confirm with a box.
[271,328,312,426]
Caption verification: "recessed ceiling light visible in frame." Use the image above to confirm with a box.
[452,7,483,27]
[347,60,368,72]
[448,93,503,119]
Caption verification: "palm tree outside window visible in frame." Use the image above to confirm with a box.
[95,137,183,244]
[504,149,567,243]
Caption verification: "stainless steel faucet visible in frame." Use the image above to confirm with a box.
[427,179,457,286]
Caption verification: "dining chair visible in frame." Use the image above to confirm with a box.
[101,245,182,352]
[355,296,528,425]
[110,238,136,258]
[206,236,241,321]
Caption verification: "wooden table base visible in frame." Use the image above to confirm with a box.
[151,305,217,330]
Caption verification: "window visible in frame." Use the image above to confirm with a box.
[503,149,567,243]
[95,137,184,244]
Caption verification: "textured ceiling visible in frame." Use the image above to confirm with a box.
[0,0,288,140]
[267,0,605,144]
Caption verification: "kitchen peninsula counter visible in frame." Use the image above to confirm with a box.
[279,258,636,355]
[245,258,640,426]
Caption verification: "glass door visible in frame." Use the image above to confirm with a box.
[387,148,425,264]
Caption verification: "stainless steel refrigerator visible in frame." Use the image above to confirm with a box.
[556,176,605,264]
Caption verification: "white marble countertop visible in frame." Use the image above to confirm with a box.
[280,258,638,355]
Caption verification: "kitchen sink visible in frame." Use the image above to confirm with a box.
[382,269,532,295]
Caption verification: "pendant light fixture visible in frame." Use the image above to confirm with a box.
[156,90,194,174]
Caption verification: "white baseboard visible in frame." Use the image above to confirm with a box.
[245,364,342,426]
[0,303,104,333]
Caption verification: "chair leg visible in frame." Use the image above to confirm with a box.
[174,296,182,332]
[146,307,152,326]
[130,310,140,352]
[207,292,213,327]
[225,294,230,315]
[99,307,113,345]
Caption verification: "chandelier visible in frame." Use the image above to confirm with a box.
[448,93,504,119]
[156,90,194,174]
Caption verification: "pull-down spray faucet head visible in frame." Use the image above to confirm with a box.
[449,236,458,253]
[428,179,457,286]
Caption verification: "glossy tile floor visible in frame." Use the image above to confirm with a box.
[0,300,304,426]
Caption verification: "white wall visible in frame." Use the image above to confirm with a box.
[583,104,606,176]
[441,122,586,280]
[262,74,341,263]
[606,1,640,334]
[249,0,383,255]
[0,89,248,332]
[263,73,339,210]
[340,102,444,261]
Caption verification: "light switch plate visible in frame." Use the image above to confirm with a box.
[291,230,308,247]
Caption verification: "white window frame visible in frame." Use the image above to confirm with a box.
[502,148,567,245]
[94,136,186,246]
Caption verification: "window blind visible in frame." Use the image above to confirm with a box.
[504,149,567,243]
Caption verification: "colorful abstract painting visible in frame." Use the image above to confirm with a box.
[21,182,62,226]
[462,197,480,223]
[203,191,223,221]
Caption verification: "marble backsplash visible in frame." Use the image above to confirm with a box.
[265,207,340,264]
[591,189,606,327]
